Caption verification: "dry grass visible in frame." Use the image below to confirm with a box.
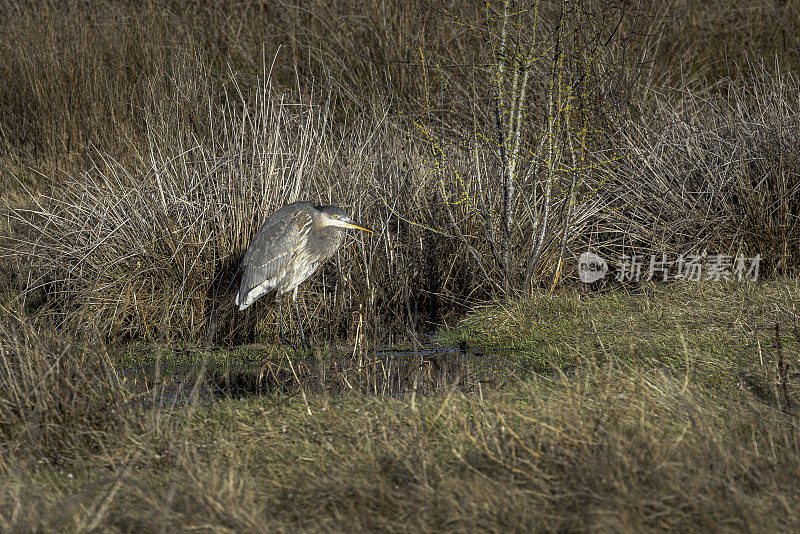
[1,0,799,343]
[0,4,800,532]
[2,283,800,531]
[1,4,800,527]
[595,62,800,274]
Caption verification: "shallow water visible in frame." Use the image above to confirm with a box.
[117,341,536,404]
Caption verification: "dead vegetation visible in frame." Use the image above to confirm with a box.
[2,285,800,531]
[1,0,799,344]
[1,1,800,530]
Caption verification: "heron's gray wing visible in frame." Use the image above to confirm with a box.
[238,206,313,302]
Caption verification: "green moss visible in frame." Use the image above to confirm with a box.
[441,280,800,390]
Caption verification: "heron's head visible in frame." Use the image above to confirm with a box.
[315,205,373,233]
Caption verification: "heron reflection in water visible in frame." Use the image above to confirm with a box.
[236,201,372,345]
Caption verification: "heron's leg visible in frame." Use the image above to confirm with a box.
[277,294,291,346]
[293,287,308,347]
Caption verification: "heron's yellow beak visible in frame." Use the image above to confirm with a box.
[343,221,373,233]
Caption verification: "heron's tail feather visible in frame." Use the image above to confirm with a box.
[235,291,250,311]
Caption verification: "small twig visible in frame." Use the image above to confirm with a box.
[286,352,312,415]
[775,323,791,411]
[678,327,691,395]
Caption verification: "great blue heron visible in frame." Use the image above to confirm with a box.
[235,201,372,345]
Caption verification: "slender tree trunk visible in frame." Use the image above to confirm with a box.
[524,6,565,291]
[493,0,511,293]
